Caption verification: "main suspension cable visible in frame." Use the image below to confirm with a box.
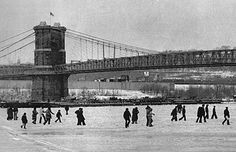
[67,29,157,54]
[0,40,34,59]
[0,29,33,44]
[0,32,34,53]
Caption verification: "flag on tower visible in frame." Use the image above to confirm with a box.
[50,12,54,16]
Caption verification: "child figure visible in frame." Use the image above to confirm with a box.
[55,110,62,123]
[21,113,28,129]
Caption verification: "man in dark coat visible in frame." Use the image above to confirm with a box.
[222,107,230,125]
[123,108,131,128]
[196,105,205,123]
[196,106,202,123]
[7,107,13,120]
[201,104,206,122]
[55,110,62,123]
[211,106,218,119]
[32,107,38,124]
[171,106,178,121]
[205,104,209,119]
[75,108,86,125]
[65,105,69,115]
[145,105,151,126]
[132,107,139,124]
[21,113,28,129]
[179,105,186,121]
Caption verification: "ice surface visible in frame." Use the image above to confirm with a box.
[0,103,236,152]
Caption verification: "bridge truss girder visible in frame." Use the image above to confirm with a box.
[0,49,236,77]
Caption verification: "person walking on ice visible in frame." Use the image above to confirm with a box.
[32,107,38,124]
[55,110,62,123]
[211,106,218,119]
[39,107,45,123]
[75,108,86,125]
[21,113,28,129]
[196,105,205,123]
[222,107,230,125]
[147,108,155,127]
[13,107,18,120]
[205,104,209,119]
[171,106,178,121]
[43,107,54,125]
[145,105,152,126]
[179,105,186,121]
[123,108,131,128]
[65,105,69,115]
[132,107,139,124]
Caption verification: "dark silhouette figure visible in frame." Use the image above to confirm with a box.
[123,108,131,128]
[222,107,230,125]
[202,105,207,122]
[147,108,155,127]
[39,107,45,123]
[131,107,139,124]
[13,107,18,120]
[211,106,218,119]
[55,110,62,123]
[177,104,182,113]
[205,104,209,119]
[7,107,13,120]
[32,107,38,124]
[65,106,69,115]
[171,106,178,121]
[21,113,28,129]
[196,106,201,123]
[145,105,152,126]
[196,105,206,123]
[43,107,54,125]
[75,108,86,125]
[179,106,186,121]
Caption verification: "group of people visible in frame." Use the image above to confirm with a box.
[123,106,155,128]
[123,107,140,128]
[6,105,86,129]
[196,104,230,125]
[170,104,230,125]
[7,104,232,129]
[20,107,59,129]
[124,104,231,128]
[6,107,18,120]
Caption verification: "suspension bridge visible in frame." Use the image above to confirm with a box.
[0,21,236,101]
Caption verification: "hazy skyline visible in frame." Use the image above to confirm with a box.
[0,0,236,64]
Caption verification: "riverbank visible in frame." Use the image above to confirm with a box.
[0,98,223,108]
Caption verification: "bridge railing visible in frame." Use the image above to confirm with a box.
[0,66,55,77]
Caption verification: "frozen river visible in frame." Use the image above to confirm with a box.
[0,103,236,152]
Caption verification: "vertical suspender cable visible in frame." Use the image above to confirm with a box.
[103,42,105,59]
[113,45,115,58]
[97,41,99,60]
[91,41,93,60]
[85,40,87,60]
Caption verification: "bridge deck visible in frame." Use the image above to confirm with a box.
[0,49,236,77]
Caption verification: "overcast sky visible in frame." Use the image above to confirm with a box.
[0,0,236,64]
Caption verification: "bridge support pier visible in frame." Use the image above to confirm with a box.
[32,22,68,102]
[31,75,69,101]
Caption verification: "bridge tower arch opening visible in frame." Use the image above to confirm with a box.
[32,21,69,101]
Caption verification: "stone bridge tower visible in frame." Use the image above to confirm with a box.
[32,22,68,101]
